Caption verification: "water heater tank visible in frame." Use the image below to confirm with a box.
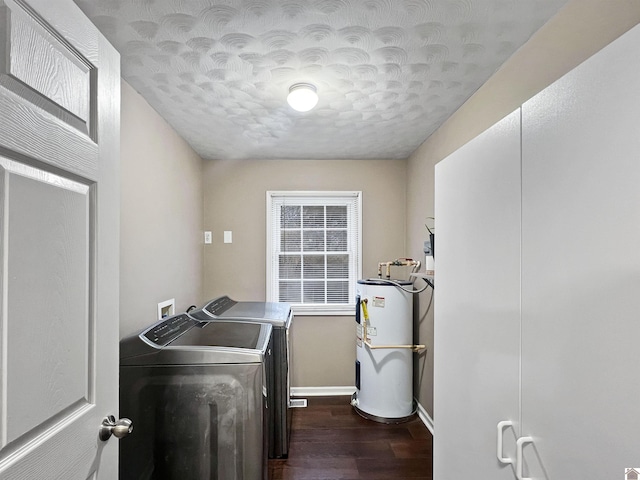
[355,278,414,422]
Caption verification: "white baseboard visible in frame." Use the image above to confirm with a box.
[290,386,356,397]
[416,400,434,435]
[290,387,435,435]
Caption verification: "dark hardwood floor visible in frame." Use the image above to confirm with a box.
[268,396,433,480]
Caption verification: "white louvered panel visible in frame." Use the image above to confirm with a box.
[267,191,361,313]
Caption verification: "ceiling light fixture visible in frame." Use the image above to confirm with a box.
[287,83,318,112]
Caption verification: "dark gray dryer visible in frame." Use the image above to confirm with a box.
[119,313,272,480]
[190,296,293,458]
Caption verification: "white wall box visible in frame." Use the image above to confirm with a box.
[157,298,175,319]
[434,23,640,479]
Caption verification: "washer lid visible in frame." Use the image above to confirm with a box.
[170,320,264,349]
[192,295,292,327]
[120,314,272,366]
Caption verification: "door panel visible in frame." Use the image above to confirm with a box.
[3,162,91,446]
[0,0,98,174]
[1,2,92,129]
[434,109,521,479]
[521,24,640,478]
[0,0,119,478]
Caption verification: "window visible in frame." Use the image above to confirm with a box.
[266,191,362,315]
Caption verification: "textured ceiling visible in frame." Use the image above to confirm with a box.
[73,0,567,160]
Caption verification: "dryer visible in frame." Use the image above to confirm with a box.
[119,313,272,480]
[190,296,293,458]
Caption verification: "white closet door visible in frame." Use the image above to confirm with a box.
[521,24,640,479]
[434,109,521,479]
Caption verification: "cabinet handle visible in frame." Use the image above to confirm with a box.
[496,420,514,464]
[516,436,534,480]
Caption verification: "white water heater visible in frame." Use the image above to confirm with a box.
[354,278,414,422]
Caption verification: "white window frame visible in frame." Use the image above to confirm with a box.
[266,191,362,316]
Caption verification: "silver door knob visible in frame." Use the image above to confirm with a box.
[99,415,133,441]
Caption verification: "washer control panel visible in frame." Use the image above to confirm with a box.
[204,296,237,316]
[143,314,196,347]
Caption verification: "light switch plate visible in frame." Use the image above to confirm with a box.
[224,231,232,243]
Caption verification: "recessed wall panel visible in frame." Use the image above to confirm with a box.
[0,1,94,136]
[1,162,90,447]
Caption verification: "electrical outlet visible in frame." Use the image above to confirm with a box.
[204,231,212,244]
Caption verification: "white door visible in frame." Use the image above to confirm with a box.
[434,109,521,479]
[0,0,120,478]
[520,24,640,478]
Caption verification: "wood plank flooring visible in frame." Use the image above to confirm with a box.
[268,396,433,480]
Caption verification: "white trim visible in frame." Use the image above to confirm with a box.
[0,157,89,194]
[416,400,434,435]
[290,386,356,397]
[291,305,356,316]
[266,191,363,310]
[268,190,361,198]
[290,387,435,435]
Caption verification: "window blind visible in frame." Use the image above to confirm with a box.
[266,191,362,315]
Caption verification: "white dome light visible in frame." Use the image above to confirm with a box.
[287,83,318,112]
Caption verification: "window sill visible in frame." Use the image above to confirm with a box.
[291,305,355,316]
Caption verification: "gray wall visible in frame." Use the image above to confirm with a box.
[202,159,407,388]
[407,0,640,419]
[120,81,205,338]
[115,0,640,418]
